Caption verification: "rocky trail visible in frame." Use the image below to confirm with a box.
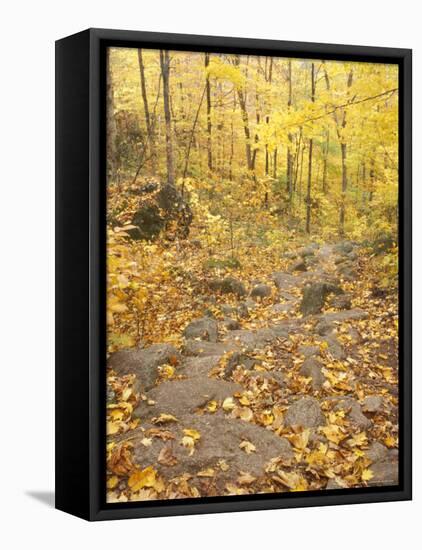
[106,241,399,501]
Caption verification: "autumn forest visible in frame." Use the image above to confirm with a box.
[106,47,399,503]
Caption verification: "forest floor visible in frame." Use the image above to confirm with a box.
[106,237,399,502]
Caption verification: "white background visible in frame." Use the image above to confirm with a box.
[0,0,418,548]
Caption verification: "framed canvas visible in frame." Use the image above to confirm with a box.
[55,28,412,521]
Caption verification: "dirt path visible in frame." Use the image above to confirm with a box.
[107,241,399,501]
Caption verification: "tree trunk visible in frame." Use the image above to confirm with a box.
[233,55,253,172]
[306,139,313,234]
[322,130,329,194]
[138,49,157,173]
[204,53,213,172]
[338,69,353,235]
[306,63,315,234]
[106,49,117,183]
[286,60,293,204]
[159,50,175,185]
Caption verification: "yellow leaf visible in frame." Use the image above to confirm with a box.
[128,467,157,491]
[207,400,218,413]
[107,421,120,435]
[152,413,179,424]
[361,469,374,482]
[183,428,201,441]
[107,475,119,489]
[222,397,235,412]
[197,468,215,477]
[239,440,256,454]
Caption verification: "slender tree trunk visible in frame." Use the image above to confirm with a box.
[273,148,278,179]
[306,63,315,234]
[287,60,293,204]
[322,130,329,194]
[138,49,157,173]
[306,139,313,234]
[159,50,175,185]
[204,53,213,173]
[233,55,253,172]
[106,49,117,183]
[338,69,353,235]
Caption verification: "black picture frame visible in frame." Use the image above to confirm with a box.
[55,28,412,521]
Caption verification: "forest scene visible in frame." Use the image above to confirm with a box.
[105,47,399,503]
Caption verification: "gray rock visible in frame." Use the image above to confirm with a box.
[362,395,384,413]
[331,294,352,310]
[337,262,357,280]
[318,309,368,323]
[300,357,325,390]
[237,302,250,319]
[184,317,218,342]
[128,182,192,241]
[135,377,242,419]
[179,356,222,379]
[334,241,354,255]
[298,345,319,357]
[326,478,345,490]
[334,398,371,429]
[290,259,307,272]
[209,277,246,297]
[366,441,389,463]
[127,414,293,489]
[108,343,181,391]
[248,370,286,386]
[183,340,238,357]
[300,246,315,258]
[250,283,272,299]
[223,318,241,331]
[272,272,298,291]
[368,458,399,487]
[220,304,236,316]
[300,282,343,316]
[225,328,277,351]
[225,352,260,377]
[323,334,346,360]
[315,319,334,336]
[283,251,297,259]
[284,397,326,428]
[272,302,296,314]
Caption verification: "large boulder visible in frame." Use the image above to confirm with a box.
[107,343,181,391]
[128,182,192,240]
[135,377,242,419]
[289,259,307,273]
[334,241,354,255]
[209,277,247,297]
[284,397,326,428]
[126,414,293,489]
[225,328,277,351]
[183,340,238,357]
[183,317,218,342]
[300,282,343,316]
[331,294,352,310]
[333,398,371,429]
[300,357,325,390]
[250,283,272,299]
[272,272,298,291]
[367,457,399,487]
[224,352,261,378]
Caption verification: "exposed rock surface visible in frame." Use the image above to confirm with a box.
[284,397,326,428]
[209,277,246,297]
[108,343,181,391]
[183,317,218,342]
[300,281,343,315]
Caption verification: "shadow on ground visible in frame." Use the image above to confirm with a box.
[26,491,55,508]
